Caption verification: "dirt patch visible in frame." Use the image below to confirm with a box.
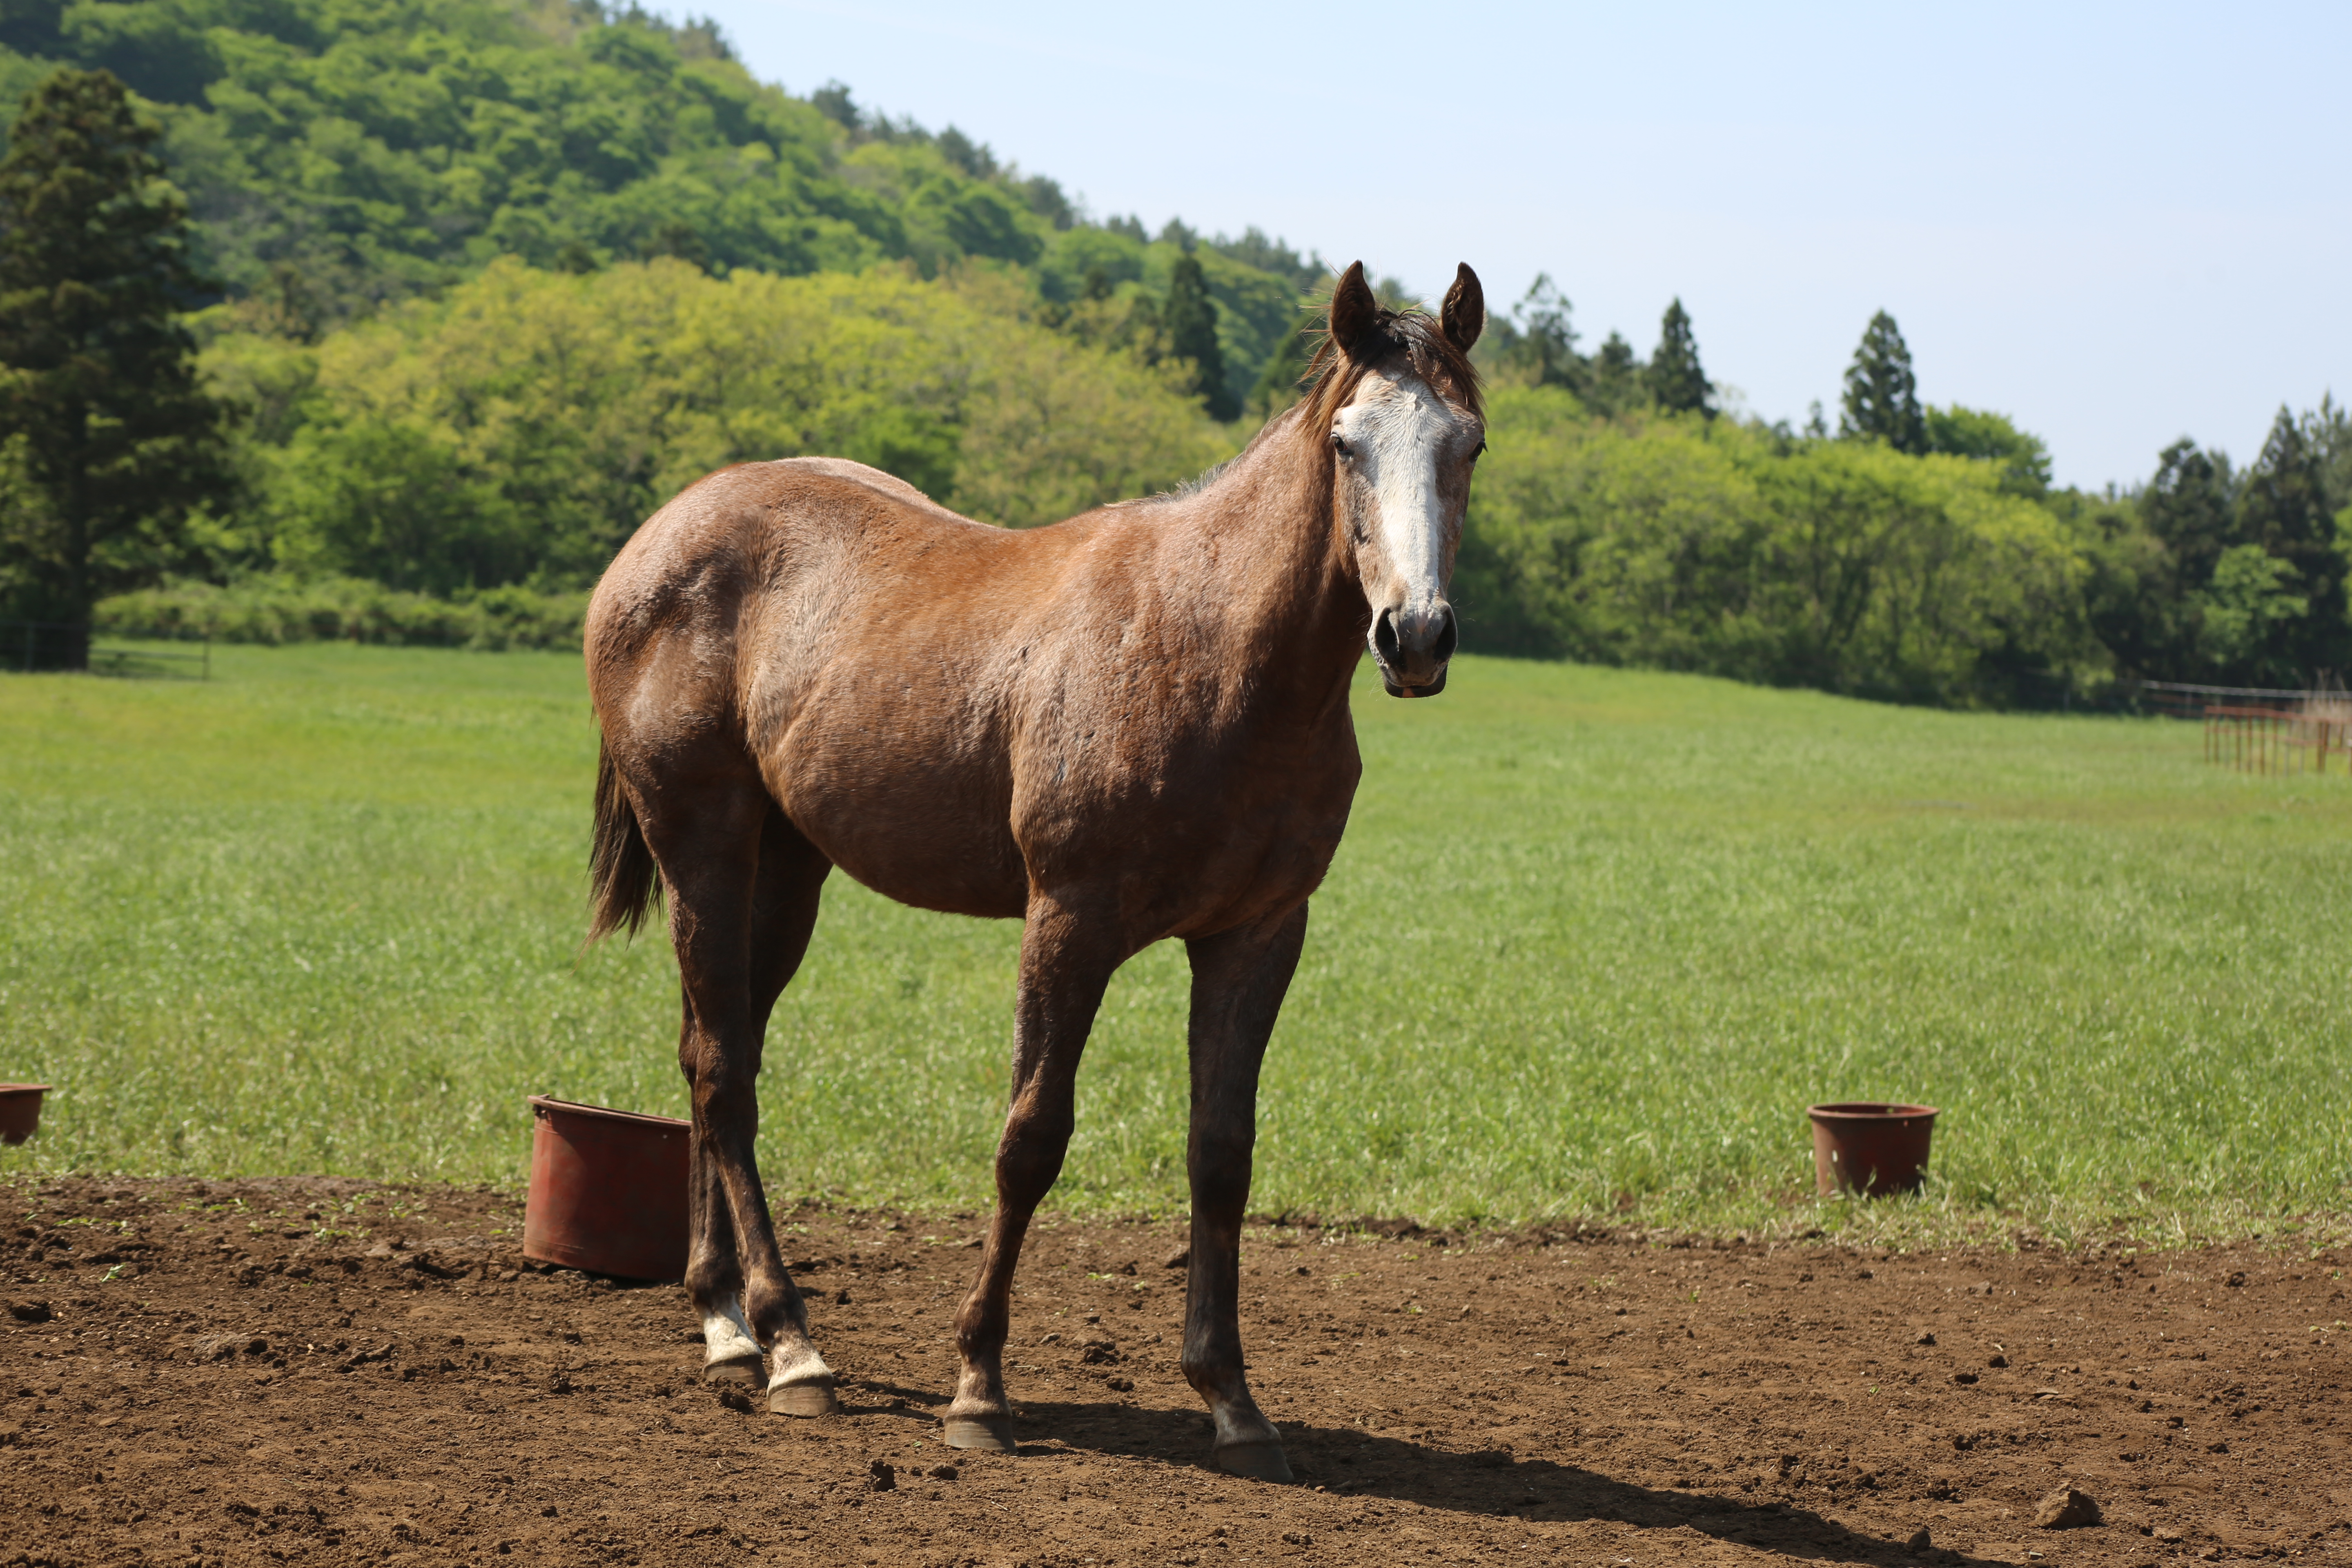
[4,1178,2348,1567]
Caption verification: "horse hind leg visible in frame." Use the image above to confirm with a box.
[654,786,838,1414]
[688,1123,762,1387]
[743,806,839,1414]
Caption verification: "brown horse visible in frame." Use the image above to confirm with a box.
[584,261,1484,1482]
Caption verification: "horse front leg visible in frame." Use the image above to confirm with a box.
[1181,902,1309,1483]
[944,894,1125,1452]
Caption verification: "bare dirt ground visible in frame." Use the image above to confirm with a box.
[4,1178,2347,1568]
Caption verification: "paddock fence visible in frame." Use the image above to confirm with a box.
[2160,679,2352,777]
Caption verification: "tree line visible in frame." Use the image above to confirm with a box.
[0,16,2344,699]
[1436,279,2348,700]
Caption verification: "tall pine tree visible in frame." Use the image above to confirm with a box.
[1645,297,1711,415]
[0,69,227,664]
[1587,330,1643,415]
[2237,407,2349,676]
[1162,253,1235,420]
[1500,274,1582,391]
[1839,310,1926,454]
[2142,439,2238,593]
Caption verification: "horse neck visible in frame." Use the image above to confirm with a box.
[1158,409,1366,719]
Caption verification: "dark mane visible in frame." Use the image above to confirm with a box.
[1300,306,1483,430]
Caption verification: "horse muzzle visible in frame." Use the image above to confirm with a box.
[1372,602,1457,699]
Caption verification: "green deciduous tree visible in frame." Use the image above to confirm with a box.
[1925,404,2049,495]
[1645,297,1711,416]
[268,421,530,597]
[2193,543,2306,674]
[0,67,227,663]
[1207,227,1322,293]
[1840,310,1926,455]
[220,258,1230,590]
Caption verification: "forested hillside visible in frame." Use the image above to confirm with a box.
[0,0,1313,407]
[0,0,1307,390]
[1,0,2346,701]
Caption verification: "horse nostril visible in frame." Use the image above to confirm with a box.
[1372,608,1403,666]
[1431,606,1458,664]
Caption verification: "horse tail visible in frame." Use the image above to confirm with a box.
[588,738,661,942]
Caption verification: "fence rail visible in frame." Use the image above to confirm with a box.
[2131,679,2350,721]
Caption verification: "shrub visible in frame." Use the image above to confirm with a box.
[93,576,587,650]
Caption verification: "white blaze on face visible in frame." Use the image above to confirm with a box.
[1338,371,1456,621]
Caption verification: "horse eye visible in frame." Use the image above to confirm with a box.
[1331,431,1350,457]
[1474,439,1488,457]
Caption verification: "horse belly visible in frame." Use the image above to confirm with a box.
[771,755,1029,920]
[825,815,1029,920]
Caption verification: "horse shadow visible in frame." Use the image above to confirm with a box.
[835,1385,1999,1566]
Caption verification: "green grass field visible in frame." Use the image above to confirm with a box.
[3,644,2346,1243]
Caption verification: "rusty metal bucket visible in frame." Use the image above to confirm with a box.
[522,1096,690,1281]
[0,1084,49,1145]
[1807,1102,1939,1196]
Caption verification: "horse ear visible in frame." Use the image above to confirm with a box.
[1328,261,1380,359]
[1441,263,1484,352]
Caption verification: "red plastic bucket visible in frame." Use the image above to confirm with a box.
[522,1096,690,1281]
[1807,1102,1939,1196]
[0,1084,49,1145]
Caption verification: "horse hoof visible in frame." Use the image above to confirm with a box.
[1212,1441,1293,1483]
[767,1381,842,1417]
[942,1417,1016,1452]
[702,1356,764,1388]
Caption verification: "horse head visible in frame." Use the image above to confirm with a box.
[1318,259,1485,698]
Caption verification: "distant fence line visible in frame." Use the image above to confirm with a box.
[1952,670,2350,719]
[2131,678,2350,718]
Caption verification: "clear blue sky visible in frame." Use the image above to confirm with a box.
[689,1,2346,492]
